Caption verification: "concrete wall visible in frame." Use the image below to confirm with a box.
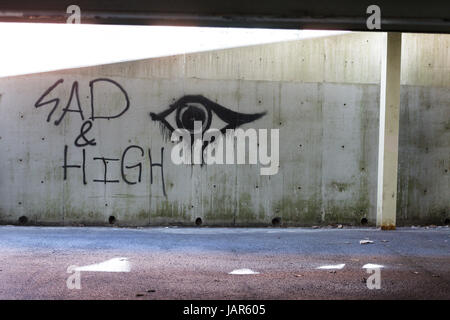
[0,32,448,226]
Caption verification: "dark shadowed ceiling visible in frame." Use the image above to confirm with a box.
[0,0,449,33]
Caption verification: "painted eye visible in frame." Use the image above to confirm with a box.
[150,95,266,138]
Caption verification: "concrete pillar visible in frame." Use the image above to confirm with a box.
[376,32,402,230]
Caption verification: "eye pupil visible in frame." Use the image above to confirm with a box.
[181,105,206,131]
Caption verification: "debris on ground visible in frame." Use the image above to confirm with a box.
[294,274,303,277]
[337,224,343,229]
[147,289,156,293]
[136,293,144,297]
[412,271,419,275]
[381,240,389,243]
[360,240,374,245]
[312,226,319,229]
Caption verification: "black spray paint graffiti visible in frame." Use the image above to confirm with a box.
[62,145,166,196]
[35,78,130,147]
[36,86,266,195]
[149,95,266,164]
[74,120,97,147]
[35,79,166,197]
[150,95,266,139]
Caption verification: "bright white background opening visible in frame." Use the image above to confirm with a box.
[0,23,348,78]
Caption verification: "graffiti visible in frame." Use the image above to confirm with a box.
[148,147,166,197]
[54,80,84,126]
[89,78,130,120]
[35,78,130,145]
[34,78,64,122]
[150,95,267,166]
[62,145,166,196]
[121,145,144,185]
[36,84,271,195]
[150,95,266,139]
[92,157,120,184]
[62,145,86,185]
[35,78,164,196]
[74,120,96,147]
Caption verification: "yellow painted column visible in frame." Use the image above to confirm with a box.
[376,32,402,230]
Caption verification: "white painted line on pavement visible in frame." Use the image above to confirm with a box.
[316,264,346,270]
[75,257,131,272]
[362,263,384,269]
[229,268,260,275]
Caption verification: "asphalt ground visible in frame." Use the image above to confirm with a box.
[0,226,449,299]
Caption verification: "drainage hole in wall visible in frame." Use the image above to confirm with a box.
[272,217,281,226]
[18,216,28,224]
[108,216,116,224]
[195,217,203,226]
[360,217,368,225]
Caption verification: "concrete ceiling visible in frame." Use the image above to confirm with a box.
[0,0,449,33]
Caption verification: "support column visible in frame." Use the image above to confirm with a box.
[376,32,402,230]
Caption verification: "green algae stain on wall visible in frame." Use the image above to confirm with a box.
[236,192,256,223]
[273,197,322,225]
[204,194,235,224]
[151,199,189,221]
